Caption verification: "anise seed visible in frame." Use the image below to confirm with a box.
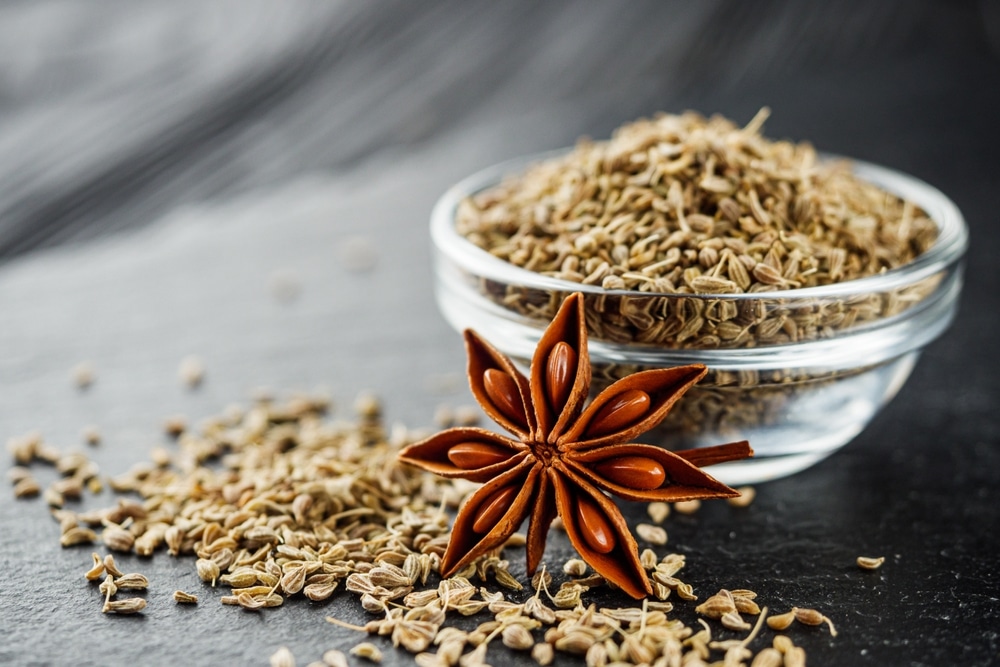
[448,442,512,469]
[483,369,527,428]
[594,456,665,490]
[472,485,518,534]
[545,342,577,413]
[586,389,650,436]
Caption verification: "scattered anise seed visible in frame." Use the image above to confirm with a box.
[82,425,101,446]
[673,500,701,515]
[178,355,205,388]
[857,556,885,570]
[639,549,658,570]
[44,487,63,507]
[150,447,171,467]
[13,384,844,666]
[13,476,40,498]
[647,501,670,524]
[785,646,807,667]
[114,573,149,590]
[196,558,220,585]
[103,597,146,614]
[173,591,198,604]
[531,569,552,591]
[163,416,187,437]
[102,526,135,552]
[349,643,383,663]
[103,554,123,578]
[501,624,535,650]
[353,392,381,420]
[695,590,736,619]
[750,647,783,667]
[766,610,795,631]
[72,362,95,389]
[793,607,838,636]
[60,526,96,547]
[504,533,527,548]
[733,594,762,615]
[98,574,117,599]
[7,466,31,484]
[269,646,295,667]
[84,553,105,581]
[726,486,756,508]
[635,523,668,545]
[563,559,588,577]
[322,650,348,667]
[531,643,554,665]
[772,635,794,653]
[720,610,751,631]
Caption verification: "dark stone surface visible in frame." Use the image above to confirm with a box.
[1,2,998,665]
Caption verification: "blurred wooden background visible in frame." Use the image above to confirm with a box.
[1,3,997,666]
[1,0,996,258]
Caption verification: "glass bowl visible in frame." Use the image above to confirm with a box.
[429,151,967,484]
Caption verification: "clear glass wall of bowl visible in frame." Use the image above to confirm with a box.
[431,154,967,484]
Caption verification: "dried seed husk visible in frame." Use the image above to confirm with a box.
[173,590,198,604]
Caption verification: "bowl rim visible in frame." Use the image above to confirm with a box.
[430,149,968,301]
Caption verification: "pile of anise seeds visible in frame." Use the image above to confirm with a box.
[457,109,937,298]
[10,395,840,666]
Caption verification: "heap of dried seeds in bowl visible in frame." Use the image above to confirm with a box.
[10,394,837,666]
[454,110,943,438]
[458,108,937,308]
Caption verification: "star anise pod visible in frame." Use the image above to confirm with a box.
[400,293,752,598]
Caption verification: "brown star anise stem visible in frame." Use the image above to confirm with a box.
[399,293,752,598]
